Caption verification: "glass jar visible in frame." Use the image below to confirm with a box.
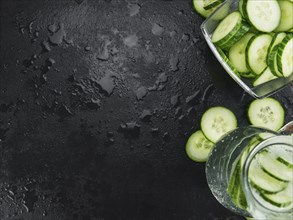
[206,126,293,219]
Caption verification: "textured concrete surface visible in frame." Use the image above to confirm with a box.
[0,0,292,219]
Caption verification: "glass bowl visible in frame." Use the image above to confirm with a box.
[200,0,293,99]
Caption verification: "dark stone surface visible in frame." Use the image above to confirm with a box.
[0,0,292,219]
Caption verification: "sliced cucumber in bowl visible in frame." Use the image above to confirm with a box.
[276,34,293,77]
[242,0,281,32]
[246,34,272,75]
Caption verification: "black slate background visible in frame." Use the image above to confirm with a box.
[0,0,292,219]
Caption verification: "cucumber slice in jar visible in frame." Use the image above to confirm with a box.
[246,34,273,75]
[276,34,293,77]
[186,130,214,162]
[253,67,277,87]
[247,98,285,131]
[192,0,219,18]
[257,151,293,182]
[228,33,255,73]
[242,0,281,32]
[261,183,293,209]
[211,12,244,45]
[200,106,237,143]
[203,0,225,10]
[248,160,288,194]
[274,0,293,32]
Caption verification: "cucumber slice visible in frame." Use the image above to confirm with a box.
[277,156,293,169]
[267,44,284,77]
[257,151,293,182]
[274,0,293,32]
[253,67,277,87]
[246,34,273,75]
[212,12,243,45]
[261,183,293,208]
[201,106,237,143]
[242,0,281,32]
[219,23,250,51]
[217,48,241,77]
[239,71,257,79]
[267,32,287,62]
[228,162,248,210]
[186,130,214,162]
[276,34,293,77]
[192,0,219,18]
[249,160,287,193]
[228,33,255,73]
[247,98,285,131]
[203,0,225,10]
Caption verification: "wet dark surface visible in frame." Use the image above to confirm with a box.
[0,0,292,219]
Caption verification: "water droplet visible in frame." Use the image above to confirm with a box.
[169,54,179,72]
[118,122,140,140]
[178,114,186,123]
[151,127,160,136]
[152,23,164,36]
[28,21,34,34]
[136,86,148,100]
[181,33,190,41]
[175,107,182,116]
[187,107,195,117]
[48,24,57,33]
[170,95,180,107]
[41,40,51,52]
[185,90,200,105]
[140,109,152,122]
[46,58,55,66]
[97,38,111,61]
[201,84,214,102]
[49,23,66,45]
[57,104,73,120]
[169,30,177,38]
[85,98,101,109]
[128,3,141,17]
[163,132,170,142]
[123,34,138,48]
[96,71,118,96]
[84,46,91,51]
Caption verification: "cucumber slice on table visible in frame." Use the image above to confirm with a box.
[247,98,285,131]
[192,0,219,18]
[229,33,255,74]
[274,0,293,32]
[242,0,281,32]
[203,0,225,10]
[201,106,237,143]
[253,67,277,87]
[246,34,272,75]
[212,12,245,46]
[276,34,293,77]
[249,160,288,194]
[186,130,214,162]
